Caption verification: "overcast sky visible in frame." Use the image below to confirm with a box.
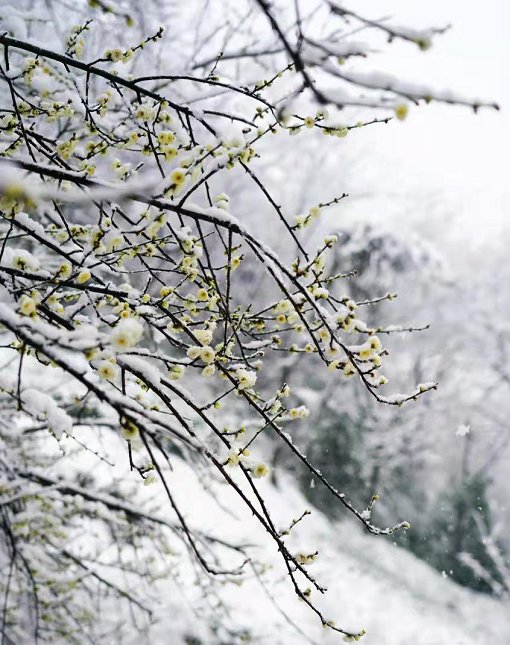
[332,0,508,262]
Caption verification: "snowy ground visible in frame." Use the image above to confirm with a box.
[5,356,509,644]
[140,459,510,645]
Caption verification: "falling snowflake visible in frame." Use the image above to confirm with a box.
[456,424,471,437]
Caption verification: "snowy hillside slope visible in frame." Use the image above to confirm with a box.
[138,459,510,645]
[3,354,508,644]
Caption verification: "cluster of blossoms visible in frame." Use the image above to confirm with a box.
[65,22,90,58]
[104,47,134,64]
